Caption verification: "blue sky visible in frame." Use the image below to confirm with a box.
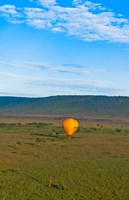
[0,0,129,97]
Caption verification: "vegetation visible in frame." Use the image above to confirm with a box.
[0,122,129,199]
[1,95,129,116]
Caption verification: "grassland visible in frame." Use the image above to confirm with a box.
[0,122,129,199]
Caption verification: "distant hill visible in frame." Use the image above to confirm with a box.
[0,95,129,118]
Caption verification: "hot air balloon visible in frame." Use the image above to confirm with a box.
[62,118,79,138]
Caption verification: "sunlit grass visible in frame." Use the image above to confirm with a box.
[0,123,129,199]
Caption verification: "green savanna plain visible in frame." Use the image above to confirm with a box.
[0,123,129,199]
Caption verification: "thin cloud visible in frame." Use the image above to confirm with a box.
[0,91,35,97]
[22,61,105,74]
[0,61,42,70]
[0,72,32,81]
[0,70,117,88]
[0,61,104,75]
[1,71,129,96]
[0,1,129,42]
[28,77,129,96]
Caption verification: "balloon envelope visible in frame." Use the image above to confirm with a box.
[62,118,79,137]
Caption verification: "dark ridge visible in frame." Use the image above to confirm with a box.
[0,95,129,117]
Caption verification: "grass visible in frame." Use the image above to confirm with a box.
[0,123,129,199]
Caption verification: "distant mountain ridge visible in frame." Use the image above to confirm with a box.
[0,95,129,117]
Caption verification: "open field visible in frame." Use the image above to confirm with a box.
[0,114,129,128]
[0,122,129,199]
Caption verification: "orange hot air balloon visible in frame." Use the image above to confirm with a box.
[62,118,79,138]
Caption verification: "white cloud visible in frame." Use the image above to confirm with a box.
[38,0,56,7]
[0,5,17,15]
[1,1,129,42]
[73,0,104,11]
[0,4,23,23]
[24,7,57,28]
[72,0,82,6]
[29,0,56,7]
